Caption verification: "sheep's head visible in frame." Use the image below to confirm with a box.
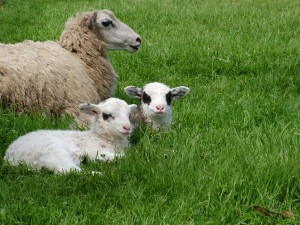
[124,82,190,127]
[79,98,137,138]
[88,10,141,53]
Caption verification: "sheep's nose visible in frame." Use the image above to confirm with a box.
[136,37,141,43]
[123,125,131,131]
[156,105,164,112]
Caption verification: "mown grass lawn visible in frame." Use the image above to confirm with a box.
[1,0,300,224]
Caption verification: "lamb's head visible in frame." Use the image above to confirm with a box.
[124,82,190,128]
[79,98,137,138]
[88,9,141,53]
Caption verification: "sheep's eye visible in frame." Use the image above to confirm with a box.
[166,91,172,105]
[102,20,112,27]
[142,92,151,105]
[102,113,112,120]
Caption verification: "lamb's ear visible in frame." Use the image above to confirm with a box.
[170,86,190,99]
[79,103,100,116]
[129,104,137,112]
[124,86,143,99]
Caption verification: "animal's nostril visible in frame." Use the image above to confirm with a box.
[156,106,164,111]
[136,37,141,43]
[123,125,131,131]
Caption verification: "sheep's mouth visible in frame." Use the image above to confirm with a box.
[120,131,131,135]
[129,45,139,51]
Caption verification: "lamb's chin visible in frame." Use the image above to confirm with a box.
[147,109,162,115]
[119,130,131,135]
[152,111,165,116]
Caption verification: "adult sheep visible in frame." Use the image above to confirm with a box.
[0,9,141,122]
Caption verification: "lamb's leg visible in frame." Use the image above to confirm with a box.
[54,162,81,174]
[97,151,116,162]
[39,149,81,173]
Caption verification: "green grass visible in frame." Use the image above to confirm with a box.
[1,0,300,224]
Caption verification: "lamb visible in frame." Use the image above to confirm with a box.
[4,98,137,173]
[0,10,141,123]
[124,82,190,129]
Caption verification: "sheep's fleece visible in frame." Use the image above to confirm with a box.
[0,9,141,118]
[4,98,137,173]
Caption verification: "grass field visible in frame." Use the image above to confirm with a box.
[1,0,300,224]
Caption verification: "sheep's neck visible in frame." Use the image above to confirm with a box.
[145,109,173,129]
[149,115,172,129]
[59,15,108,65]
[59,12,118,99]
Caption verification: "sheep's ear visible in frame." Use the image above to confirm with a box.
[87,11,97,29]
[129,104,137,112]
[170,86,190,99]
[124,86,143,99]
[79,103,100,116]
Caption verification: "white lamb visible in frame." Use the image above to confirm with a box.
[124,82,190,129]
[4,98,137,173]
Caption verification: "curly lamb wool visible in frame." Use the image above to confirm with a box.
[0,10,141,118]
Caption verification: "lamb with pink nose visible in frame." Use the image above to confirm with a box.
[4,98,137,173]
[124,82,190,129]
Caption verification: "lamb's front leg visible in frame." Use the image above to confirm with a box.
[98,151,116,162]
[85,148,116,163]
[39,148,81,173]
[84,142,121,163]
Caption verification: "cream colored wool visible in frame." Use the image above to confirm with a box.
[0,10,140,118]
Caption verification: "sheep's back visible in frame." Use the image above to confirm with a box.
[0,41,100,116]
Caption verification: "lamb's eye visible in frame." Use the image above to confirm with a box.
[102,113,112,120]
[142,92,151,105]
[166,91,172,105]
[102,20,112,27]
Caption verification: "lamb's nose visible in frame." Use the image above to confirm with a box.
[156,105,164,111]
[123,125,131,131]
